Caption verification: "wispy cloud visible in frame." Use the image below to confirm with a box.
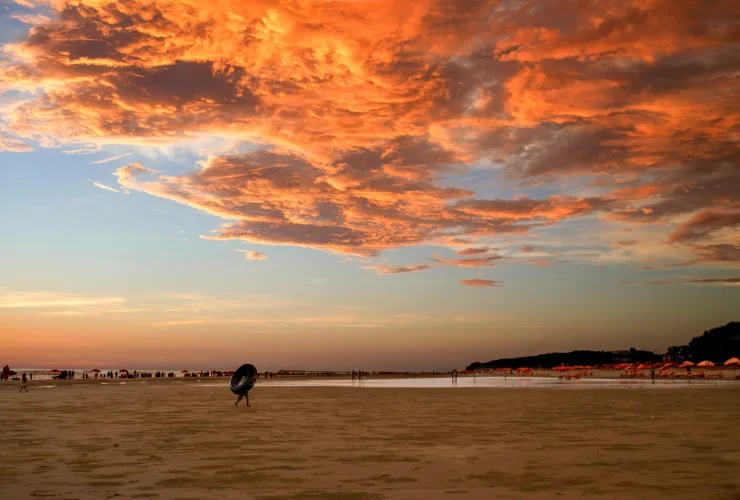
[88,178,121,193]
[611,240,640,247]
[36,310,89,317]
[620,277,740,286]
[0,290,126,309]
[0,137,33,153]
[460,279,502,287]
[362,264,430,275]
[63,146,101,155]
[431,254,503,268]
[90,153,132,165]
[10,13,51,25]
[457,247,490,256]
[235,249,267,261]
[151,319,207,327]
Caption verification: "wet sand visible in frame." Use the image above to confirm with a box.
[1,379,739,500]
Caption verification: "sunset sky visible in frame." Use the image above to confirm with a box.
[1,0,738,370]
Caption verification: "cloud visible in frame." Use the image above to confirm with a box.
[431,254,503,268]
[63,146,101,155]
[460,279,502,287]
[363,264,430,275]
[36,310,89,317]
[0,289,125,308]
[457,247,489,256]
[0,137,33,152]
[620,277,740,286]
[0,0,736,271]
[10,13,51,25]
[88,178,121,193]
[669,205,740,243]
[235,249,267,261]
[151,319,207,327]
[611,240,640,247]
[10,0,37,8]
[89,153,133,165]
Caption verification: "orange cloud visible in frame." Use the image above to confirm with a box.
[457,247,489,256]
[460,279,501,287]
[0,0,736,267]
[235,250,267,261]
[611,240,640,247]
[670,205,740,243]
[0,137,33,152]
[431,254,503,268]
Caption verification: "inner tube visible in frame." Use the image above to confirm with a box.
[230,364,257,395]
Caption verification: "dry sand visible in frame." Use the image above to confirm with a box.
[1,378,739,500]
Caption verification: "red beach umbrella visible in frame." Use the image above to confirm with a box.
[181,369,189,373]
[725,357,740,374]
[50,369,61,373]
[679,361,695,368]
[661,362,677,370]
[119,368,128,372]
[91,369,101,373]
[697,360,715,367]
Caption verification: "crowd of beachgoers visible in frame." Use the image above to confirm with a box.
[463,359,740,380]
[2,360,739,384]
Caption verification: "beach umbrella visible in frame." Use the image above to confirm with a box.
[725,357,740,374]
[661,362,677,370]
[119,368,128,373]
[697,360,715,367]
[50,369,61,373]
[679,361,695,368]
[181,369,189,373]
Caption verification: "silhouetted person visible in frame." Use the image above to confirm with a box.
[20,373,28,392]
[235,392,250,407]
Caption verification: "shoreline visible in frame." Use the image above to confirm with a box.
[3,371,739,390]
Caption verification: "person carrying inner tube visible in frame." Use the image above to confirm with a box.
[235,392,250,407]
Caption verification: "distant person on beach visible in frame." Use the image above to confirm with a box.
[234,392,250,408]
[19,373,28,392]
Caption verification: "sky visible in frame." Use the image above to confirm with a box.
[0,0,738,371]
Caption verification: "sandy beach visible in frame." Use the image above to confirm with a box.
[2,378,740,500]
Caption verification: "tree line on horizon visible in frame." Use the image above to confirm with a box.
[466,322,739,370]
